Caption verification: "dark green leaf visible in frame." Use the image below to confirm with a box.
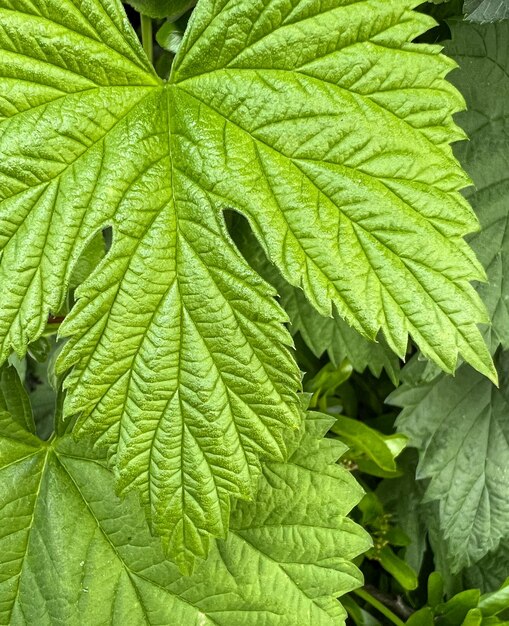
[447,20,509,352]
[391,352,509,572]
[464,0,509,22]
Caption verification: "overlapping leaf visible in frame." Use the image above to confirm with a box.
[389,20,509,575]
[0,0,496,569]
[465,0,509,22]
[0,395,369,626]
[446,20,509,352]
[125,0,195,19]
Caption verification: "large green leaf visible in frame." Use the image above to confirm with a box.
[446,20,509,351]
[0,0,496,568]
[389,351,509,572]
[0,401,369,625]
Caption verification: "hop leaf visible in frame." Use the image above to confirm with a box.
[390,352,509,571]
[446,20,509,352]
[0,0,495,568]
[464,0,509,22]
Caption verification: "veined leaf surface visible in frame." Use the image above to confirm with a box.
[446,20,509,351]
[464,0,509,22]
[0,403,369,626]
[0,0,495,568]
[390,352,509,572]
[390,19,509,578]
[234,221,400,382]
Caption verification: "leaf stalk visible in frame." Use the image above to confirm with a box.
[353,588,406,626]
[141,14,153,64]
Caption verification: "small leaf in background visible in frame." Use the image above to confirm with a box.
[377,545,419,591]
[377,451,429,576]
[156,20,184,54]
[125,0,196,20]
[464,0,509,22]
[306,360,353,411]
[436,589,481,624]
[27,336,51,363]
[25,338,63,441]
[406,573,509,625]
[429,572,446,609]
[0,366,35,434]
[407,607,435,626]
[459,609,483,626]
[343,595,383,626]
[331,415,407,477]
[479,578,509,616]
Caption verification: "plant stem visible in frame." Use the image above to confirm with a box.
[364,584,414,620]
[141,14,153,64]
[353,588,406,626]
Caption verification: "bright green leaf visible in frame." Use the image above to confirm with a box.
[125,0,195,20]
[407,608,435,626]
[460,608,483,626]
[0,0,496,569]
[429,572,446,608]
[378,545,418,591]
[436,590,481,625]
[0,406,369,625]
[479,578,509,616]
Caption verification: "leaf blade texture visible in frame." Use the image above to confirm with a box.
[0,400,370,626]
[0,0,496,567]
[464,0,509,22]
[234,221,400,381]
[171,0,495,380]
[389,352,509,572]
[446,20,509,352]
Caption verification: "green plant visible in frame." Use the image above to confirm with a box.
[0,0,508,624]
